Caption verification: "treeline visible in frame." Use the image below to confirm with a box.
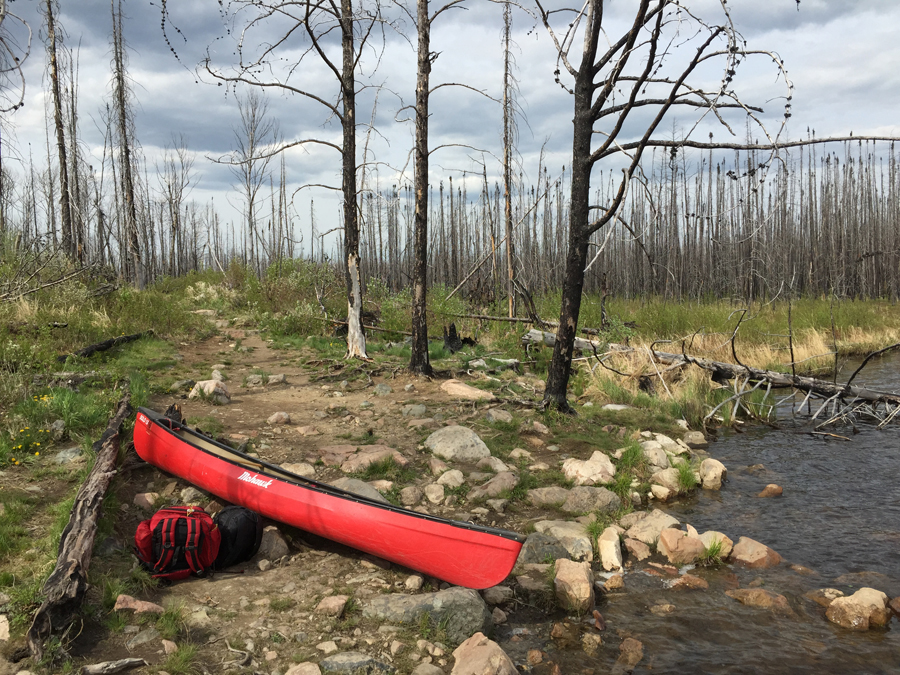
[3,137,900,304]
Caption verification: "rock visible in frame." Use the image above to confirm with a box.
[411,665,443,675]
[450,632,516,675]
[654,434,682,454]
[331,477,391,504]
[825,588,891,630]
[484,409,513,424]
[268,411,291,425]
[48,418,66,441]
[53,446,82,464]
[482,586,514,606]
[477,456,510,473]
[340,446,408,474]
[364,587,492,644]
[400,486,423,506]
[113,595,165,614]
[188,379,230,404]
[527,486,569,507]
[562,451,616,486]
[402,404,428,418]
[730,536,782,569]
[598,527,623,571]
[804,588,844,608]
[373,383,393,396]
[286,664,322,675]
[211,368,225,382]
[615,637,644,671]
[657,529,705,565]
[316,595,349,617]
[179,486,204,503]
[534,521,593,561]
[133,492,159,509]
[281,462,317,479]
[561,486,621,515]
[297,425,320,436]
[125,627,160,649]
[602,404,632,411]
[670,574,709,591]
[890,596,900,617]
[320,651,394,673]
[317,641,339,654]
[533,421,550,435]
[437,469,465,488]
[758,484,783,498]
[517,533,570,564]
[0,615,8,642]
[440,379,496,401]
[425,426,492,462]
[486,499,508,513]
[682,431,708,449]
[468,471,517,501]
[428,457,450,476]
[650,484,672,502]
[492,607,507,625]
[640,441,669,471]
[508,448,532,461]
[623,509,680,545]
[554,559,594,615]
[699,458,727,490]
[698,531,734,559]
[726,588,795,616]
[162,639,178,654]
[269,373,287,384]
[424,484,445,504]
[604,574,625,591]
[405,575,425,591]
[256,525,290,561]
[624,538,651,561]
[650,603,675,616]
[650,468,681,493]
[582,632,603,656]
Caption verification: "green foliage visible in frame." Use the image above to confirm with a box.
[157,644,202,675]
[270,597,295,612]
[675,458,699,494]
[155,603,187,640]
[0,495,31,558]
[697,539,725,567]
[351,457,417,484]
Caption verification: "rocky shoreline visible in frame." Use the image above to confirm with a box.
[4,334,899,675]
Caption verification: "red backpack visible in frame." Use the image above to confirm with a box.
[134,506,221,581]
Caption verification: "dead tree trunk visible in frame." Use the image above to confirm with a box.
[27,394,132,662]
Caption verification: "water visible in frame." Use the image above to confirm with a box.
[497,355,900,674]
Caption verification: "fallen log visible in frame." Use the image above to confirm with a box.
[521,329,900,407]
[27,394,132,662]
[80,658,148,675]
[57,331,153,363]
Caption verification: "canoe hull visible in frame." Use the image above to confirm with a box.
[133,407,523,589]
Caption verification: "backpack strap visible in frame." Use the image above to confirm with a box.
[154,516,179,573]
[183,516,203,574]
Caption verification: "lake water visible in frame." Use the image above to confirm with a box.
[497,354,900,674]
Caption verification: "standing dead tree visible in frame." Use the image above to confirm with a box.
[536,0,898,412]
[184,0,384,360]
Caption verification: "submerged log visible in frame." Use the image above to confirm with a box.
[27,394,132,662]
[521,329,900,407]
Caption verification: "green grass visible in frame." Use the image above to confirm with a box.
[697,538,725,567]
[155,603,187,640]
[675,459,699,494]
[157,644,202,675]
[270,597,295,612]
[350,457,417,483]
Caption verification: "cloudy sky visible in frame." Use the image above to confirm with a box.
[2,0,899,249]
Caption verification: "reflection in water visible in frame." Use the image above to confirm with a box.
[497,354,900,674]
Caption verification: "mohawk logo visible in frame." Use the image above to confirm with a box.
[237,471,274,489]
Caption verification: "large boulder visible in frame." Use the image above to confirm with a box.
[561,451,616,486]
[650,468,681,493]
[640,441,669,471]
[657,528,705,565]
[533,521,593,562]
[450,633,516,675]
[699,458,727,490]
[364,587,491,644]
[561,486,621,515]
[425,426,491,462]
[517,533,570,564]
[554,559,594,615]
[623,509,680,546]
[730,536,782,569]
[825,588,891,630]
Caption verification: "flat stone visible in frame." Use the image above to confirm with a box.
[268,411,291,425]
[624,538,651,561]
[624,509,680,545]
[113,595,165,614]
[534,520,593,562]
[316,595,349,617]
[126,627,161,649]
[726,588,795,616]
[731,536,782,569]
[440,379,495,401]
[517,533,570,565]
[670,574,709,591]
[424,426,491,461]
[331,477,391,504]
[527,487,570,507]
[657,529,705,565]
[364,587,491,644]
[468,471,517,501]
[484,409,513,424]
[561,486,621,515]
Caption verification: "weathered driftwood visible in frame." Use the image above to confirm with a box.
[80,658,148,675]
[521,329,900,406]
[57,331,153,363]
[27,395,132,662]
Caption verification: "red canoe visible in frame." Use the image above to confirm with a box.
[133,407,524,589]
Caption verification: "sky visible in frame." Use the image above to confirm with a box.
[1,0,899,252]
